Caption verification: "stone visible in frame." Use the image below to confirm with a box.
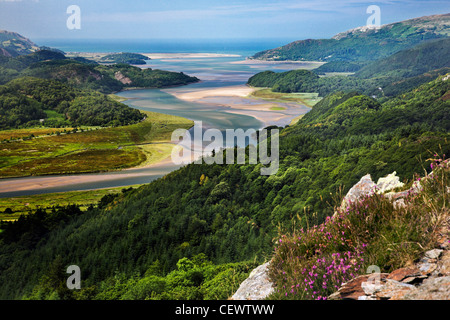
[341,174,376,210]
[437,251,450,276]
[358,295,377,300]
[333,275,370,300]
[410,180,423,195]
[376,171,405,194]
[375,280,416,300]
[361,281,383,296]
[393,198,406,209]
[402,276,450,300]
[424,249,443,260]
[387,266,420,282]
[230,262,274,300]
[329,273,389,300]
[418,262,438,276]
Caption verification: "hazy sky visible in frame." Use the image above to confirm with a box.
[0,0,449,42]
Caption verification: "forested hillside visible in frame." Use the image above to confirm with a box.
[99,53,149,65]
[0,47,199,129]
[0,49,199,93]
[251,13,450,62]
[248,37,450,98]
[0,73,448,300]
[0,77,144,129]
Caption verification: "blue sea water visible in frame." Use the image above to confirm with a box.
[34,38,293,57]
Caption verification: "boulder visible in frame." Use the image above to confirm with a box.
[230,262,274,300]
[387,266,420,282]
[375,280,417,300]
[402,276,450,300]
[340,174,376,210]
[376,171,405,194]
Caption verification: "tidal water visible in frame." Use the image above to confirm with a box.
[0,40,308,197]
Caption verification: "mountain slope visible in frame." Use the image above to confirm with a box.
[355,37,450,78]
[0,30,39,57]
[248,37,450,98]
[0,50,199,94]
[251,13,450,62]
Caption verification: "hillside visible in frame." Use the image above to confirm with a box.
[251,13,450,62]
[0,76,144,129]
[99,53,149,65]
[0,50,199,94]
[0,30,39,57]
[0,73,448,300]
[248,36,450,97]
[355,37,450,78]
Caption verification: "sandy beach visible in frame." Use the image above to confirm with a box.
[231,59,325,70]
[166,85,257,101]
[164,84,310,128]
[141,53,241,59]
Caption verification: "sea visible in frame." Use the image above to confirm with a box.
[34,38,295,57]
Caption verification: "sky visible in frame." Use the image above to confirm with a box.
[0,0,449,42]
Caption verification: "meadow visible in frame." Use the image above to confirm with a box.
[250,88,321,107]
[0,185,143,221]
[0,110,193,178]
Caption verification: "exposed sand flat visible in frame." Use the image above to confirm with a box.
[220,101,310,128]
[166,85,257,101]
[0,173,145,193]
[66,52,241,61]
[231,59,325,70]
[166,84,311,129]
[141,53,241,59]
[232,58,324,66]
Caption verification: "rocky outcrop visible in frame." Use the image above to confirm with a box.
[329,226,450,300]
[339,171,407,214]
[230,262,274,300]
[231,169,448,300]
[114,71,132,85]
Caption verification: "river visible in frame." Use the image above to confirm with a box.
[0,54,314,198]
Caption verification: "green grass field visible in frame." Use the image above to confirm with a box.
[250,88,321,107]
[0,111,193,178]
[0,185,143,221]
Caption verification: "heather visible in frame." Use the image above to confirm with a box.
[268,156,449,300]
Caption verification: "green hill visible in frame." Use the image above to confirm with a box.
[0,30,39,57]
[99,53,149,65]
[0,50,199,94]
[355,37,450,79]
[0,77,144,129]
[251,13,450,62]
[248,36,450,98]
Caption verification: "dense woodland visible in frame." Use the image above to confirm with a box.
[99,53,149,65]
[0,77,144,129]
[0,50,199,129]
[248,38,450,98]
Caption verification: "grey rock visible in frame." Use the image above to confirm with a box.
[230,262,274,300]
[340,174,376,210]
[402,276,450,300]
[376,171,405,194]
[425,249,443,260]
[375,280,416,300]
